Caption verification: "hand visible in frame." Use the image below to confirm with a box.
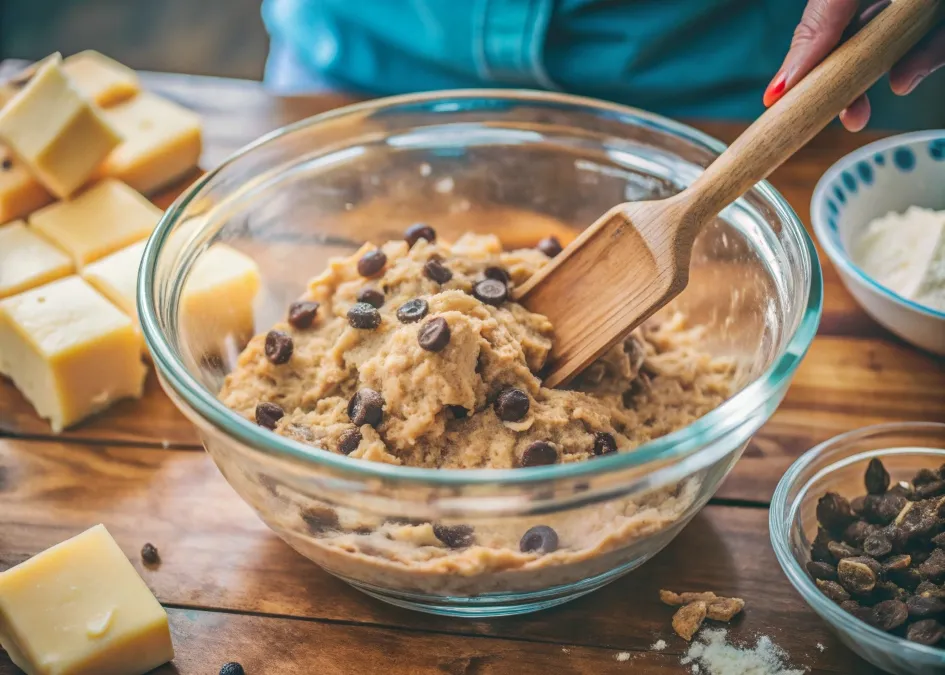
[764,0,945,131]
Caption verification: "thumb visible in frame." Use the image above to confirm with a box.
[764,0,860,106]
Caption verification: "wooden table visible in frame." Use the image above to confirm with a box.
[2,72,944,675]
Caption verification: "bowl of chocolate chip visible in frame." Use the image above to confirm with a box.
[140,90,821,616]
[771,422,945,675]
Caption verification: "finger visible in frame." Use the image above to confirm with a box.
[889,23,945,95]
[764,0,860,106]
[839,94,871,132]
[846,0,890,35]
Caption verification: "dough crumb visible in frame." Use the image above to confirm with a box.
[615,652,631,662]
[684,628,805,675]
[650,639,667,651]
[815,643,825,653]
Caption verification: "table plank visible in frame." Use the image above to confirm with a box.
[0,437,875,673]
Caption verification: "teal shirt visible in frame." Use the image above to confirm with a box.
[263,0,945,129]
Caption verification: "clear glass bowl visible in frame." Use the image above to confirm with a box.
[770,422,945,675]
[139,90,821,616]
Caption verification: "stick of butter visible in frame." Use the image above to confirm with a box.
[63,51,140,108]
[0,220,74,299]
[0,524,174,675]
[0,276,146,431]
[29,178,162,267]
[0,53,122,199]
[0,145,53,223]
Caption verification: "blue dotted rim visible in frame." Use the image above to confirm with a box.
[812,129,945,321]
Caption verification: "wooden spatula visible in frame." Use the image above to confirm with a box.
[516,0,943,388]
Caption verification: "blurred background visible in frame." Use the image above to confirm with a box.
[0,0,268,79]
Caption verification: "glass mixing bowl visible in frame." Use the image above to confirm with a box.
[139,90,822,617]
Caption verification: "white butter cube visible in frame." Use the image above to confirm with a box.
[81,240,147,350]
[0,220,74,299]
[29,179,161,267]
[0,276,146,431]
[0,145,53,223]
[0,524,174,675]
[181,244,261,358]
[63,51,140,107]
[0,54,122,199]
[98,92,201,194]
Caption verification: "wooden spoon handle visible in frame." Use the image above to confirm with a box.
[683,0,943,225]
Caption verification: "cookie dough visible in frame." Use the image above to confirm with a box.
[219,229,736,595]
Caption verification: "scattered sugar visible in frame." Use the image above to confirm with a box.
[684,628,805,675]
[615,652,631,662]
[561,647,570,654]
[815,643,825,653]
[161,440,170,449]
[650,639,667,652]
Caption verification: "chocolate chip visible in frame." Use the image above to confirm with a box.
[865,458,890,495]
[863,532,893,557]
[521,441,558,467]
[141,543,160,565]
[842,520,875,547]
[418,317,450,352]
[806,561,838,581]
[264,330,294,364]
[424,258,453,284]
[933,532,945,548]
[863,492,906,525]
[907,619,945,645]
[916,480,945,499]
[287,301,320,329]
[816,579,851,603]
[347,389,384,427]
[347,302,381,329]
[396,298,428,323]
[494,388,529,422]
[882,554,912,572]
[919,548,945,582]
[817,492,854,532]
[255,401,285,429]
[871,599,909,631]
[520,525,559,554]
[338,428,362,455]
[593,431,617,456]
[840,600,872,622]
[874,580,910,602]
[907,595,945,618]
[433,524,475,549]
[1,158,12,171]
[219,663,245,675]
[448,405,468,419]
[811,528,834,563]
[838,557,877,594]
[357,287,385,308]
[890,566,923,591]
[483,266,510,284]
[300,506,339,534]
[472,278,508,306]
[405,223,436,247]
[851,495,866,516]
[536,236,563,257]
[827,540,860,561]
[357,249,387,277]
[915,468,939,487]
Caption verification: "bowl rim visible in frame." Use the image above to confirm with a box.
[811,129,945,321]
[139,88,823,485]
[769,421,945,662]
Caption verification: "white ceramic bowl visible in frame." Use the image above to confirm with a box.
[811,130,945,354]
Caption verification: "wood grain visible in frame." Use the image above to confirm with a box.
[0,437,877,673]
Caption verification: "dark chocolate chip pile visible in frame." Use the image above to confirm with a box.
[807,458,945,646]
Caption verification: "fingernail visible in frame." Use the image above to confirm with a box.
[900,73,925,95]
[764,70,787,107]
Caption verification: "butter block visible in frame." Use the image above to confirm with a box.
[63,51,140,107]
[29,179,161,267]
[0,145,53,223]
[0,54,122,199]
[0,524,174,675]
[99,92,201,194]
[0,276,146,431]
[181,244,261,357]
[81,241,146,350]
[0,221,74,299]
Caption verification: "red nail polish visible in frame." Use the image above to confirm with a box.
[764,71,787,107]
